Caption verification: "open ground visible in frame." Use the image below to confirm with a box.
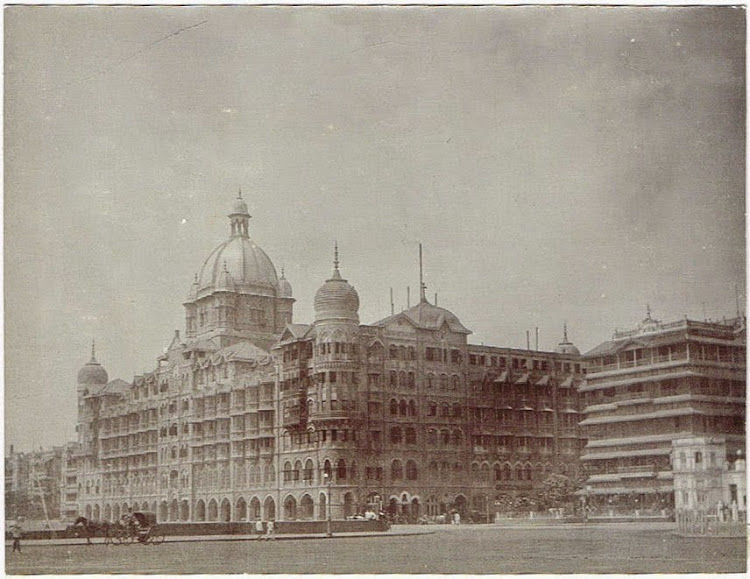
[5,522,746,575]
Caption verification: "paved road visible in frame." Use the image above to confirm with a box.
[6,523,746,574]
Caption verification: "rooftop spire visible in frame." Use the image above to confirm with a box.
[563,322,569,343]
[91,339,96,363]
[419,243,427,303]
[330,241,343,280]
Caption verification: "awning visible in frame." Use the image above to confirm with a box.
[515,373,529,385]
[493,371,509,383]
[559,376,574,388]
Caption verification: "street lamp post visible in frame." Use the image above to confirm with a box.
[323,472,332,538]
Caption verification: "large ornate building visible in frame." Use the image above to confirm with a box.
[70,195,586,524]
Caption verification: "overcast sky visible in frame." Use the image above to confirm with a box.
[4,5,745,451]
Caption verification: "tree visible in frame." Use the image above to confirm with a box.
[537,474,576,510]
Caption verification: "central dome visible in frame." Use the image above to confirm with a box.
[191,193,281,298]
[197,236,278,295]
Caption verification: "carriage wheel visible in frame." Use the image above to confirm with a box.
[151,529,165,545]
[117,531,133,545]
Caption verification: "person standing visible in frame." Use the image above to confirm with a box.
[11,517,23,553]
[255,519,264,540]
[265,519,275,540]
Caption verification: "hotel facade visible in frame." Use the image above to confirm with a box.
[69,195,586,524]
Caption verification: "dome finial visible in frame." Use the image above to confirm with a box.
[419,243,428,303]
[563,321,568,343]
[238,186,242,200]
[646,303,651,318]
[331,241,342,280]
[91,339,96,363]
[229,192,251,237]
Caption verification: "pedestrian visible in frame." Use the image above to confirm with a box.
[265,519,275,540]
[453,512,461,525]
[11,517,23,553]
[255,519,264,539]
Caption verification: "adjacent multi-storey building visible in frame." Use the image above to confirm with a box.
[70,194,585,524]
[5,445,65,521]
[579,311,746,514]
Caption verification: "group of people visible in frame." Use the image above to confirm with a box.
[254,519,275,540]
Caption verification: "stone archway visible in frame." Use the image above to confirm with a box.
[319,492,327,521]
[264,496,276,521]
[170,499,178,521]
[220,498,231,522]
[195,500,206,522]
[208,499,218,521]
[180,500,190,521]
[283,495,297,521]
[300,494,314,520]
[250,497,261,520]
[159,501,168,522]
[235,497,247,522]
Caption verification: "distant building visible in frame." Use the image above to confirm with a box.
[5,445,64,521]
[69,194,586,524]
[580,311,746,514]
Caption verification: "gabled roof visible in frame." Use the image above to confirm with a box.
[373,301,471,335]
[276,324,312,346]
[98,379,130,397]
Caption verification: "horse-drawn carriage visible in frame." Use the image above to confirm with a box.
[118,511,165,545]
[70,511,165,545]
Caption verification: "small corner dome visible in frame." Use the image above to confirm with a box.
[78,358,108,385]
[555,342,581,356]
[314,273,359,323]
[278,275,293,298]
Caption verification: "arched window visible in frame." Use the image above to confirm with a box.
[390,371,398,387]
[427,374,435,388]
[405,427,417,445]
[440,429,451,446]
[408,346,416,360]
[391,460,403,481]
[440,403,450,417]
[293,460,302,482]
[428,402,437,416]
[523,464,533,481]
[440,374,449,389]
[408,400,417,416]
[304,459,314,483]
[427,429,438,446]
[452,403,462,418]
[398,346,406,360]
[399,399,407,416]
[407,372,415,388]
[399,371,407,388]
[452,375,460,389]
[389,399,398,415]
[406,460,418,480]
[453,429,463,446]
[389,345,398,359]
[390,427,403,444]
[337,459,347,480]
[283,461,293,482]
[494,464,503,481]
